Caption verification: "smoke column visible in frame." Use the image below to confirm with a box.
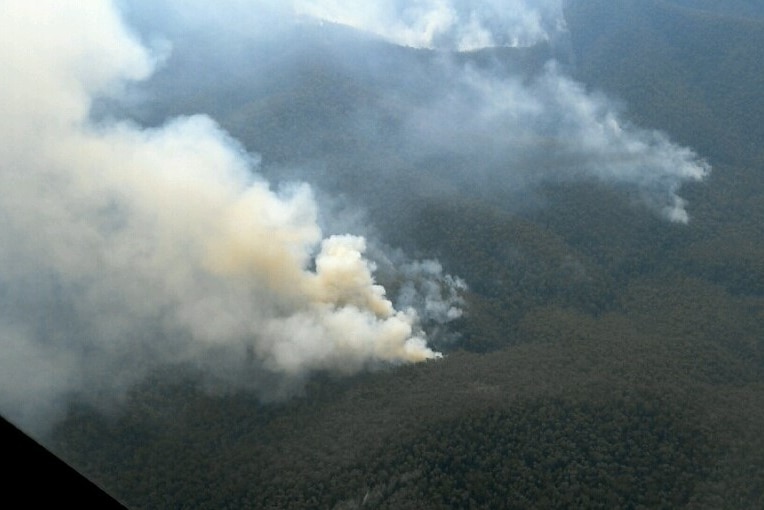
[0,1,443,432]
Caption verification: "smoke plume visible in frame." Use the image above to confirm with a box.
[398,61,710,223]
[292,0,566,50]
[0,1,449,432]
[123,0,565,51]
[1,0,712,433]
[115,0,709,225]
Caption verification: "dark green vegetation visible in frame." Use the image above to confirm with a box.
[50,1,764,508]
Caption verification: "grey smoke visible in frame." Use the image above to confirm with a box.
[0,1,461,434]
[0,0,711,435]
[117,0,709,223]
[399,60,710,222]
[292,0,567,50]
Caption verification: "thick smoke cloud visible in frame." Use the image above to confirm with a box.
[0,1,454,433]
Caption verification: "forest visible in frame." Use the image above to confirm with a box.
[31,0,764,508]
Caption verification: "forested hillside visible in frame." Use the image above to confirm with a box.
[48,1,764,508]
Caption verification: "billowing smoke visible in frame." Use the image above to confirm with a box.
[396,260,467,346]
[1,0,712,433]
[0,1,453,432]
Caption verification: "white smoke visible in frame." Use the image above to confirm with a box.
[401,62,711,222]
[120,0,709,223]
[395,260,467,346]
[114,0,710,225]
[293,0,566,50]
[118,0,565,51]
[0,1,442,432]
[397,260,466,324]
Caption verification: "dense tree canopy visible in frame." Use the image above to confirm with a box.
[46,1,764,508]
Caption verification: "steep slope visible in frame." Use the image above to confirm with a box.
[45,2,764,508]
[565,0,764,165]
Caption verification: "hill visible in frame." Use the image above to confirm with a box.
[47,1,764,508]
